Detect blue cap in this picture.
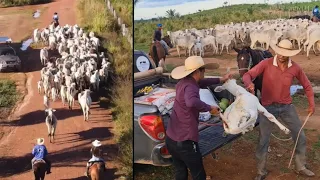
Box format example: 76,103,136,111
157,23,162,27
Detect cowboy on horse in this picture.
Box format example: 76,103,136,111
312,5,320,22
52,12,59,28
84,140,106,177
154,24,170,55
31,138,52,174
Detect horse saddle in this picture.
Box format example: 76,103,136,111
33,159,46,166
260,51,272,59
89,161,106,174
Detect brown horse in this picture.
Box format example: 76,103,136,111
312,16,319,22
89,162,105,180
33,160,47,180
149,35,173,71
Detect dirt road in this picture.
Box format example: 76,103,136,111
0,0,120,179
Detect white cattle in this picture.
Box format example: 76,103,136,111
193,42,204,57
43,95,50,109
45,108,57,143
216,32,234,54
200,35,218,55
90,70,100,92
37,80,43,94
51,87,57,102
214,79,290,135
306,29,320,59
60,85,67,106
250,29,283,50
33,29,41,43
66,83,77,110
42,77,51,97
40,47,49,66
174,35,197,58
78,89,92,121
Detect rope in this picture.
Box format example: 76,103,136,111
288,112,312,169
271,133,292,141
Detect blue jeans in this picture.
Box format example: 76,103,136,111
160,40,169,54
31,157,51,172
256,103,307,175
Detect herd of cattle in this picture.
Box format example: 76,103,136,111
32,23,111,142
167,17,320,58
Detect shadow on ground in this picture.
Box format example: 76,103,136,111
0,107,83,127
53,126,113,145
0,142,119,179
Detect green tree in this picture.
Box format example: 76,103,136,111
166,9,176,18
134,0,139,7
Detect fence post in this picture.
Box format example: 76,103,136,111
107,0,132,49
107,0,110,9
113,9,117,19
122,24,126,36
118,17,122,26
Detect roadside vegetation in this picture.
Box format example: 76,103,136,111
0,0,51,7
0,80,19,120
109,0,132,29
77,0,132,178
0,80,19,108
134,1,320,51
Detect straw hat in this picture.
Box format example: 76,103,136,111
171,56,219,80
36,138,45,145
92,140,102,147
270,39,301,57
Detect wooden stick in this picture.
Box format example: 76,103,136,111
288,112,312,168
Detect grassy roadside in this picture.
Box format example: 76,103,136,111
109,0,132,28
0,0,51,7
0,80,20,120
77,0,132,178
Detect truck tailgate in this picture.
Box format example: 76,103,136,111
198,122,240,156
198,121,259,157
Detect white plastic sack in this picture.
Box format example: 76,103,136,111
199,89,218,121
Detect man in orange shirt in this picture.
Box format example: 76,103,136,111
243,39,315,180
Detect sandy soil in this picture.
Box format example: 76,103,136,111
0,0,122,179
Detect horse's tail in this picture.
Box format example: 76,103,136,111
152,45,159,67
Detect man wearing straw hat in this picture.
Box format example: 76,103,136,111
243,39,315,180
165,56,232,180
84,139,106,177
31,138,52,174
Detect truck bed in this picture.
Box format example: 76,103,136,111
135,72,258,159
198,121,259,156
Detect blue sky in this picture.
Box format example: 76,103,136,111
134,0,313,20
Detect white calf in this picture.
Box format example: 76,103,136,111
67,83,77,110
51,87,57,102
40,47,49,66
60,85,67,106
37,80,43,94
43,95,50,109
90,70,100,92
214,79,290,135
45,108,57,143
33,29,40,43
78,89,92,121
